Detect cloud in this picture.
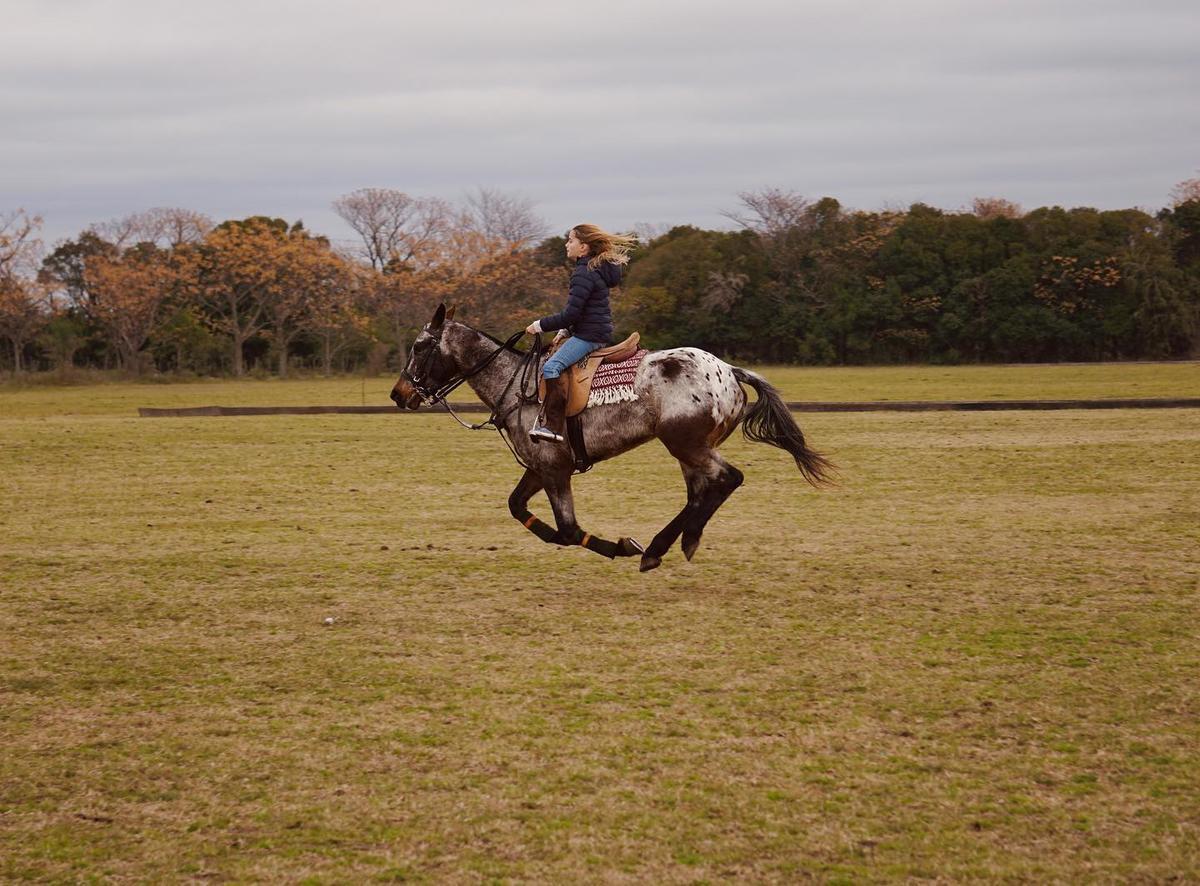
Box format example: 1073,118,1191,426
2,0,1197,245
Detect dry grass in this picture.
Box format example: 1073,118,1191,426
1,368,1198,881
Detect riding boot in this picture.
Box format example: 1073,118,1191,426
530,376,569,443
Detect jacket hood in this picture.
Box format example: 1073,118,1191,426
595,260,623,287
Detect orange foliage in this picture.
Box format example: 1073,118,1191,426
300,255,371,375
450,250,563,332
182,220,295,376
1,210,48,371
276,236,364,376
334,187,558,362
0,276,47,371
83,248,180,370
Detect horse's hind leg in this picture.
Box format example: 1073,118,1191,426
639,491,695,572
640,448,742,572
680,453,744,562
639,462,703,572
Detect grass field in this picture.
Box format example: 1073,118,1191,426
3,359,1198,418
2,364,1199,881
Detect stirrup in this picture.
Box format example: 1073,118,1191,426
529,424,564,443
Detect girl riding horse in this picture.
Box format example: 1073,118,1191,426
525,224,636,443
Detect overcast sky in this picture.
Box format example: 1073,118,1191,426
3,0,1197,249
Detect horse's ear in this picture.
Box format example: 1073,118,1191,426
445,305,457,322
430,303,446,330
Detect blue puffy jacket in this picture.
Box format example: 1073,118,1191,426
538,258,619,344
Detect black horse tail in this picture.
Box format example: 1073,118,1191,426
732,367,835,487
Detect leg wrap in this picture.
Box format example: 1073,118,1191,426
515,509,561,544
514,509,640,558
581,532,619,559
579,532,642,559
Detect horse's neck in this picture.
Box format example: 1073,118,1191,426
448,325,526,411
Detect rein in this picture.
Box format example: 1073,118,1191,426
412,329,545,469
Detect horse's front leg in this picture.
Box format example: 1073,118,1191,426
544,471,583,544
508,468,641,559
508,468,562,545
508,468,584,547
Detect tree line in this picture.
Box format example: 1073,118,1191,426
0,190,562,377
620,186,1200,363
2,181,1198,376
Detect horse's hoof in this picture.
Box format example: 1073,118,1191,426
639,553,662,572
681,538,699,561
618,537,644,557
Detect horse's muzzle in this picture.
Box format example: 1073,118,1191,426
390,377,423,411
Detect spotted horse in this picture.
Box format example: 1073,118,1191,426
392,304,834,572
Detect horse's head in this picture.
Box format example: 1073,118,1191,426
391,303,457,410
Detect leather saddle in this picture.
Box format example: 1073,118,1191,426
538,332,640,417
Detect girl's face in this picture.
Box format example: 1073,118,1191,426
565,229,589,260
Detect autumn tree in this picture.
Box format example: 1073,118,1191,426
82,244,180,372
40,231,119,308
264,232,363,377
420,192,553,331
450,250,562,333
369,265,456,368
0,277,46,371
0,210,48,371
339,188,550,366
299,251,370,375
185,217,295,376
260,232,322,377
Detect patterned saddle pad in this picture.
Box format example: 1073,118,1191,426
584,348,648,409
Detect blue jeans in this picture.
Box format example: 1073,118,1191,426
542,336,603,379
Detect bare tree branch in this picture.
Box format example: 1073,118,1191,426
465,187,546,250
90,208,213,250
0,209,44,280
332,188,451,271
723,188,812,237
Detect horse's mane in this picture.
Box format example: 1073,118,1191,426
453,321,529,354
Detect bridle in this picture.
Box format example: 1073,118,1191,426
404,326,531,406
403,325,449,403
403,325,546,467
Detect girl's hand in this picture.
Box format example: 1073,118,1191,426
525,321,541,335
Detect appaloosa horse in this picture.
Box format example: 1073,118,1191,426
392,304,832,571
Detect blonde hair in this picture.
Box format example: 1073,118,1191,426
571,223,637,269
